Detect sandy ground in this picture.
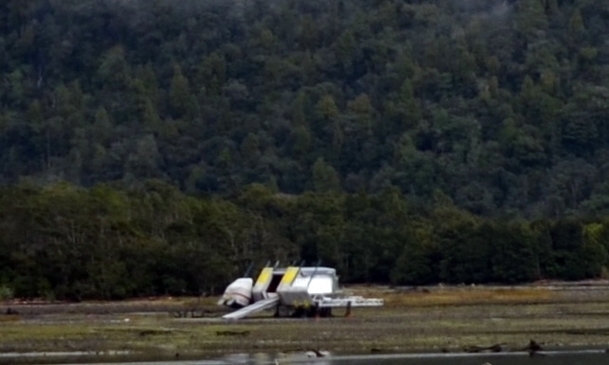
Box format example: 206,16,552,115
2,283,609,364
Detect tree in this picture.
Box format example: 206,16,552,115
169,65,195,118
312,157,341,193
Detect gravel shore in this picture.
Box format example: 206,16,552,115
2,283,609,364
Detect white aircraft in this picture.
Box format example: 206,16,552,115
218,262,384,320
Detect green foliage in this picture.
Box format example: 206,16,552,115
0,181,608,299
0,285,14,301
3,0,609,299
312,157,341,193
0,0,606,218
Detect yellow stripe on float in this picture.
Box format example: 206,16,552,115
254,267,273,287
280,266,299,286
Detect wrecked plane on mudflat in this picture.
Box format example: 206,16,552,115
218,261,384,320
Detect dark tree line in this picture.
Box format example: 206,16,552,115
0,181,607,300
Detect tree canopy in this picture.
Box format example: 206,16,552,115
1,182,609,300
2,0,609,218
3,0,609,299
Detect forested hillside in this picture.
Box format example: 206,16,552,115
2,0,609,217
3,0,609,299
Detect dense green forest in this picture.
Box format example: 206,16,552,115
2,0,609,299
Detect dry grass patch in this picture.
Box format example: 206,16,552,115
0,315,21,322
349,286,556,307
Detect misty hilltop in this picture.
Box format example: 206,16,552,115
1,0,609,219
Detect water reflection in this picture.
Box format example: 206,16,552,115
1,350,607,365
221,352,331,365
217,350,608,365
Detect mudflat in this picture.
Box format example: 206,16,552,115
2,283,609,364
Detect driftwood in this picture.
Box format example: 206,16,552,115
216,330,250,337
172,309,211,318
463,343,505,353
519,339,544,357
306,349,326,357
138,329,176,337
463,340,544,357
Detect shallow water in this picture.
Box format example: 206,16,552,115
4,350,607,365
337,352,608,365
